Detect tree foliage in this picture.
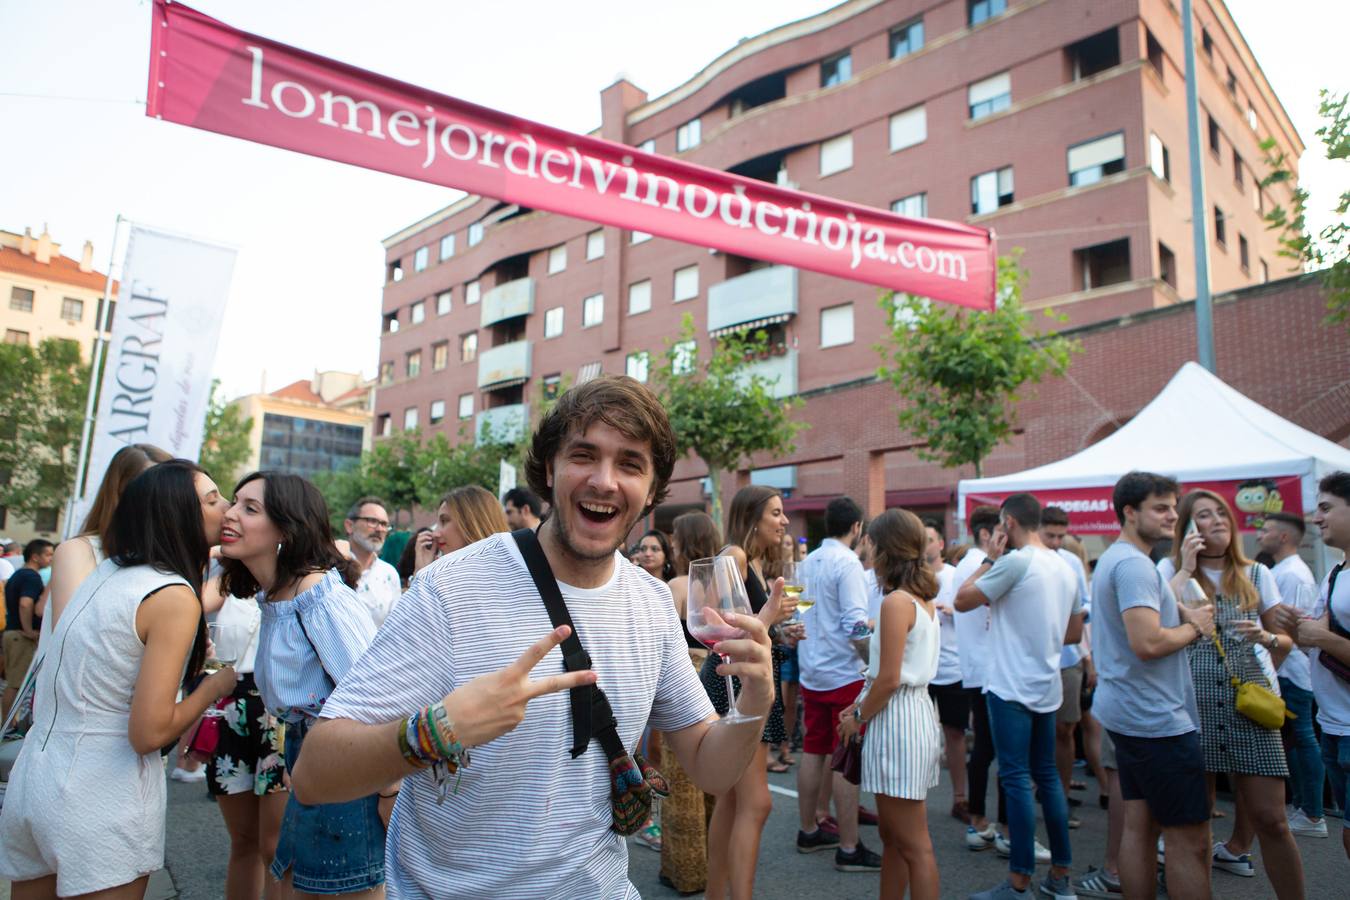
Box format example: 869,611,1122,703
0,338,90,519
650,314,806,527
1261,89,1349,327
198,379,253,487
874,255,1078,477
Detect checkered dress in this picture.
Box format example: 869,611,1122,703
1186,570,1289,778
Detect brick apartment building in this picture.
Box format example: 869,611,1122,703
374,0,1312,532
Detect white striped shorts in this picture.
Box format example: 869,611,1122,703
860,683,941,800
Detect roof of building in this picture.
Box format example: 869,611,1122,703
269,379,325,404
0,244,116,293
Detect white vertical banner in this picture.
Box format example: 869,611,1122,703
72,225,236,529
498,459,517,499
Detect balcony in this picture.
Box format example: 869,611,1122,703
479,277,535,328
477,340,532,389
476,402,529,446
737,348,797,399
707,265,798,336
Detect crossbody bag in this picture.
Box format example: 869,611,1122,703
511,528,668,835
1317,563,1350,683
1211,564,1291,730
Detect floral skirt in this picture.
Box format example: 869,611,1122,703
208,673,287,797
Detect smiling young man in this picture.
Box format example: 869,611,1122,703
293,376,774,898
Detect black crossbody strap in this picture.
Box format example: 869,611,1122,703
512,528,626,762
1327,563,1347,638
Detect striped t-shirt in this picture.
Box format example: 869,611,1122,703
321,532,714,899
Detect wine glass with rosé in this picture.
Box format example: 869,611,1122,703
687,556,763,726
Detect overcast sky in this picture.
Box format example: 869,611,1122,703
2,0,1344,401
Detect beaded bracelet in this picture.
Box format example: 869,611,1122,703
398,713,431,769
396,701,471,776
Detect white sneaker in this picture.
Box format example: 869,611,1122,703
966,823,998,851
993,831,1051,862
1156,836,1165,865
1289,809,1329,838
169,766,206,783
1211,841,1255,877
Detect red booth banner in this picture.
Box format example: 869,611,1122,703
146,0,996,310
965,474,1305,535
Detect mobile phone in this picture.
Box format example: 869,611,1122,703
1185,518,1198,539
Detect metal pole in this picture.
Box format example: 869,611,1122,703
1182,0,1216,371
63,214,123,539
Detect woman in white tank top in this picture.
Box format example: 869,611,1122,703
841,508,943,900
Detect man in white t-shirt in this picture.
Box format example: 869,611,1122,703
1258,511,1326,836
343,497,403,629
923,516,968,823
292,376,774,898
1037,506,1089,819
957,493,1082,900
1296,471,1350,861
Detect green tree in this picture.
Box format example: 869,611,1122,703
198,380,253,486
1261,89,1349,327
650,314,806,528
874,255,1078,478
0,338,90,519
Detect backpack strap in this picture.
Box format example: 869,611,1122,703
512,528,627,763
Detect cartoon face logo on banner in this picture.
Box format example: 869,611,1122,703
1233,478,1284,529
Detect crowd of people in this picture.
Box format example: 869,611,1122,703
0,373,1346,900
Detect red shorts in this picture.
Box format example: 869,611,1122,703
801,680,864,756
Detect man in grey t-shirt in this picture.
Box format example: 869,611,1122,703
1092,472,1215,900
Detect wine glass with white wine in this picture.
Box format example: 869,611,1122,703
781,560,811,621
202,622,240,718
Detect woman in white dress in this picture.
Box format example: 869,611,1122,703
0,460,238,898
841,508,942,900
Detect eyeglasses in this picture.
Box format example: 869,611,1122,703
352,516,391,531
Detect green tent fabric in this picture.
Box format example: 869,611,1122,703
381,530,412,568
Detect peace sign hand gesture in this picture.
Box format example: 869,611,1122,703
440,626,597,749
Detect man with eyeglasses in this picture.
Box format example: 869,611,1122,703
344,496,402,628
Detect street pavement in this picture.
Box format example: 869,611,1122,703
155,756,1345,898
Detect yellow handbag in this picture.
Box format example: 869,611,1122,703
1211,632,1291,730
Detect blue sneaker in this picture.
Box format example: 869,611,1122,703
1039,872,1077,899
969,880,1030,900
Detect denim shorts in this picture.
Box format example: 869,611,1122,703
779,646,799,683
270,718,386,894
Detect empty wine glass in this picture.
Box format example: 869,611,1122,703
687,556,763,726
203,622,240,718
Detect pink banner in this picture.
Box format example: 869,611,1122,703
966,475,1305,535
146,0,995,310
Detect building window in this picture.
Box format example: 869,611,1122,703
889,19,924,59
628,279,652,315
1239,234,1250,272
1074,238,1131,290
437,290,452,315
1146,29,1165,79
586,230,605,260
1207,114,1220,154
542,374,562,401
379,360,395,384
1213,206,1227,247
1226,67,1237,98
1067,132,1125,186
33,508,58,534
439,233,455,261
547,244,567,274
4,329,29,345
1232,149,1244,188
543,306,564,338
429,400,446,425
819,133,853,177
673,265,699,302
432,341,449,371
1201,28,1214,60
410,300,425,325
61,297,84,321
1067,29,1120,80
413,246,429,272
820,304,854,348
889,105,927,152
1149,133,1171,182
95,297,116,330
1260,259,1269,283
465,279,480,305
968,0,1006,27
1158,242,1177,288
891,193,928,218
467,222,484,246
1247,104,1258,132
387,259,403,282
377,413,391,437
676,118,701,152
1253,186,1264,213
583,293,604,328
406,350,422,378
9,287,34,312
630,230,652,245
577,361,602,384
458,394,474,419
625,351,650,383
403,407,418,431
820,51,852,88
968,72,1011,120
460,331,478,362
672,339,696,375
637,139,656,154
971,166,1014,214
383,312,399,334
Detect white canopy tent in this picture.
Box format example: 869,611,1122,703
958,362,1350,574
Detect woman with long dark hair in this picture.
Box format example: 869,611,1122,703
700,485,795,900
0,460,237,899
636,529,676,582
1159,490,1303,898
217,471,386,898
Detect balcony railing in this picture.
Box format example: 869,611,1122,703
707,265,798,335
477,340,532,389
737,347,797,399
480,277,535,328
476,402,529,445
